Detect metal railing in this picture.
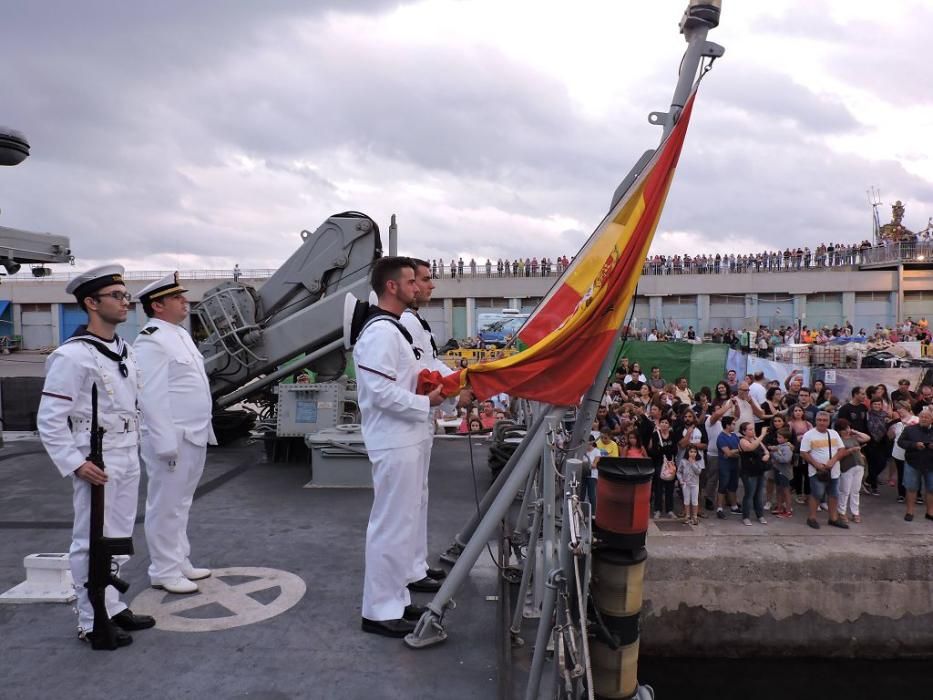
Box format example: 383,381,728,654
4,240,931,284
7,268,278,282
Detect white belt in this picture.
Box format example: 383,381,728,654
71,415,139,434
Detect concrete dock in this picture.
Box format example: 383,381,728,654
641,485,933,658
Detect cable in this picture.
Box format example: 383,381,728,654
464,423,512,573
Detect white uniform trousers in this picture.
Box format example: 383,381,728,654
70,445,141,633
143,439,207,581
362,439,430,621
408,438,433,583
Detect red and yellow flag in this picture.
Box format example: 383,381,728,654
441,90,699,405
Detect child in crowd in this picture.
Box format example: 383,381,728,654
769,428,795,518
596,429,620,459
623,431,648,458
677,445,705,525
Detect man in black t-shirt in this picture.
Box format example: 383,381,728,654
835,386,868,433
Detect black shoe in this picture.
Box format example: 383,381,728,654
361,617,416,638
806,518,820,529
828,519,849,529
407,576,442,593
80,627,133,649
918,497,925,505
905,513,914,522
111,609,156,631
925,514,933,522
897,496,905,504
425,567,447,580
716,509,726,520
403,604,427,621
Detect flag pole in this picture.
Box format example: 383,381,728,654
567,1,724,455
405,2,725,659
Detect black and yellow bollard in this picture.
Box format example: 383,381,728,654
589,457,654,700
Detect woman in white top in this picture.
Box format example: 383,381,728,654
889,401,920,504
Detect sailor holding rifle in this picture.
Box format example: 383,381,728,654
134,272,216,594
37,265,155,646
354,256,446,637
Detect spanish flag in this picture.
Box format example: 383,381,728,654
443,89,699,405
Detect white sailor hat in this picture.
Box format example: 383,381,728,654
65,264,126,301
137,271,188,303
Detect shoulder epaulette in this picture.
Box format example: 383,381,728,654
139,327,159,336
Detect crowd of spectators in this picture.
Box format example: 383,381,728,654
426,235,933,279
430,256,570,279
625,317,932,351
585,357,933,528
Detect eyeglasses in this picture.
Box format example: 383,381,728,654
92,291,132,302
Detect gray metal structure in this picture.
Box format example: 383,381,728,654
0,126,73,276
405,2,725,698
274,382,345,437
196,212,383,407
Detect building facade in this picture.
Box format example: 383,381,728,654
1,258,931,350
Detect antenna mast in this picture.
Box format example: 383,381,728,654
867,186,882,244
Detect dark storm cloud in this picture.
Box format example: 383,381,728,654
0,1,930,270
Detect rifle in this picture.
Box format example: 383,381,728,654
85,383,135,650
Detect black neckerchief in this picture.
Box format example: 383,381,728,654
68,325,129,377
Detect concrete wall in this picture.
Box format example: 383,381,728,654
640,537,933,658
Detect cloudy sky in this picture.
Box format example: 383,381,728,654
2,0,931,273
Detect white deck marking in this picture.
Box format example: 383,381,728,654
129,566,306,632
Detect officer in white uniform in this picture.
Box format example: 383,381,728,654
37,265,155,646
134,272,216,594
354,257,444,638
400,258,466,590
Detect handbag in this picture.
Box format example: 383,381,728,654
656,428,677,481
816,434,834,482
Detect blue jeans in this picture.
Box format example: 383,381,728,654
809,474,839,501
903,462,933,493
741,473,764,519
718,459,738,494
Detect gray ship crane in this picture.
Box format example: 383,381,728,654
197,211,393,410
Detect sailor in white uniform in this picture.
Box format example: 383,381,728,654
37,265,155,646
400,258,469,591
354,257,445,638
134,272,216,594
